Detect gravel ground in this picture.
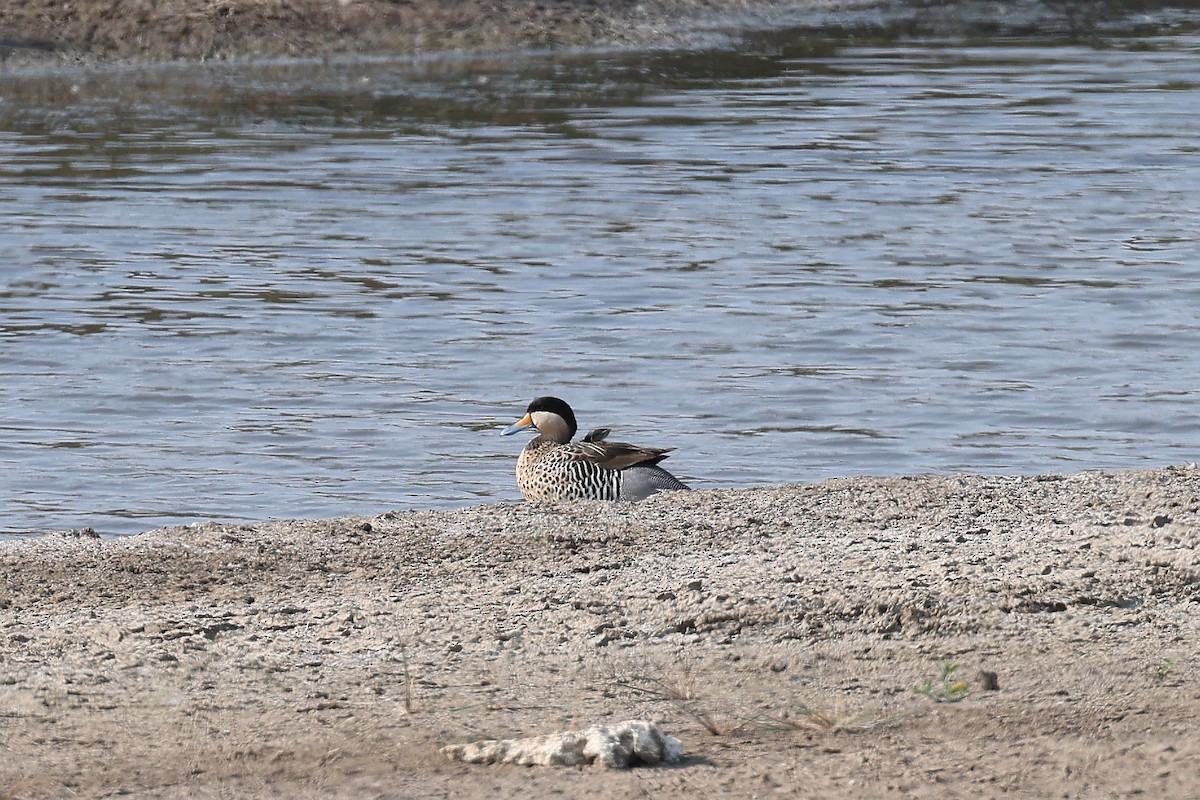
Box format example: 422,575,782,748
3,466,1198,798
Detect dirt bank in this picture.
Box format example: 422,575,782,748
0,0,854,64
2,466,1198,798
0,0,1173,66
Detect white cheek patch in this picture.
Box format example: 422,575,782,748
531,411,566,434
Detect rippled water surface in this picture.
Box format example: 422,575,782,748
3,18,1199,536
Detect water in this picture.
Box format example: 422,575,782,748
2,16,1199,537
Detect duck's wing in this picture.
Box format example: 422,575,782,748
568,438,674,470
582,428,611,443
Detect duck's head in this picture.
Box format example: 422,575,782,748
500,396,578,443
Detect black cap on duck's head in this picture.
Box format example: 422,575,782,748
500,396,578,443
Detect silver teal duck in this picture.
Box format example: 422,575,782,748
500,396,690,501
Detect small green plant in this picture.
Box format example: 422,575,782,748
916,661,971,703
1154,658,1179,681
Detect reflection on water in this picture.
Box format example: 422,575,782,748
2,13,1199,537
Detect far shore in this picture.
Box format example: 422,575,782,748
0,0,1150,68
0,0,863,66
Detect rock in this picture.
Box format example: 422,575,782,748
54,527,100,539
441,719,683,769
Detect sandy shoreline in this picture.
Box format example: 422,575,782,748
3,466,1198,798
